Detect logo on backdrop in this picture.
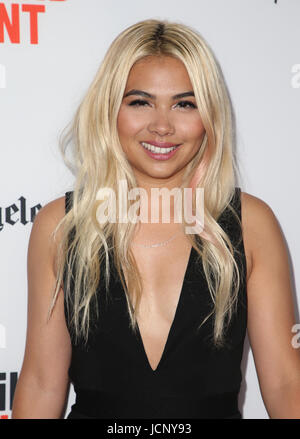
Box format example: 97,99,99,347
0,196,42,232
0,0,67,45
0,372,18,418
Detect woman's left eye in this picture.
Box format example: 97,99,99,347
176,101,197,109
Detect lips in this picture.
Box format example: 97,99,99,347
140,141,182,160
141,141,180,148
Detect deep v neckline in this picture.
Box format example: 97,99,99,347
119,244,195,374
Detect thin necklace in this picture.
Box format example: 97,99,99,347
132,231,181,248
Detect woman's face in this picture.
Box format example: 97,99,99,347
117,55,205,186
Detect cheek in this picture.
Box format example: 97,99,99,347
193,124,206,143
177,118,205,144
117,108,144,140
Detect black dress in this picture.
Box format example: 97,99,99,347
64,187,247,419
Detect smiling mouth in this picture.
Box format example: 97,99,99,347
140,142,181,154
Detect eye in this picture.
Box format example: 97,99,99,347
128,99,150,107
176,100,197,109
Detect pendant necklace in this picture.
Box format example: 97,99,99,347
131,231,181,248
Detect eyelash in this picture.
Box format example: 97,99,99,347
128,99,197,109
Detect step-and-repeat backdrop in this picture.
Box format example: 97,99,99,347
1,0,299,419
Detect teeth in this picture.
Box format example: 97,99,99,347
141,142,178,154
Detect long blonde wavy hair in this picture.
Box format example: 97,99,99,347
49,19,244,348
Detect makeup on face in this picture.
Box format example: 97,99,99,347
117,56,205,183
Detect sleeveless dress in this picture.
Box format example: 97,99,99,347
64,187,247,419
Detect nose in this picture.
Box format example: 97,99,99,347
147,108,175,136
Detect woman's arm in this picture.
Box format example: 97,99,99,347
11,197,72,419
241,192,300,418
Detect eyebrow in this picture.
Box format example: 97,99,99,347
123,89,195,100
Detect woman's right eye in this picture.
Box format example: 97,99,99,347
128,99,149,107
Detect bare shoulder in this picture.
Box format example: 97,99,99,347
240,190,285,280
29,196,67,275
240,191,278,234
32,196,66,231
240,191,281,238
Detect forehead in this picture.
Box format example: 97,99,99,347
124,56,193,93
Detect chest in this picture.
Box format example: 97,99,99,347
118,227,249,372
120,237,193,371
129,237,192,317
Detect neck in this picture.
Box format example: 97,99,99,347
133,173,184,224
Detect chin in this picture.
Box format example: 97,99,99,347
142,167,182,181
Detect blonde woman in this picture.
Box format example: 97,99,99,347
12,19,300,419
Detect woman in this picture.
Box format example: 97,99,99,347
12,19,300,419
